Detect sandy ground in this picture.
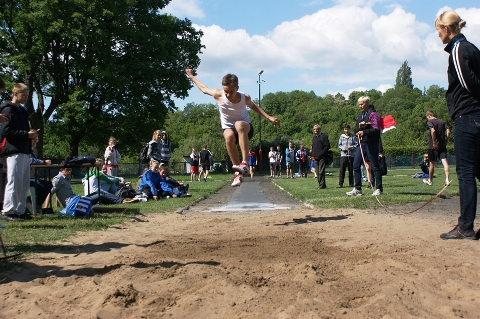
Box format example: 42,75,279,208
1,180,480,319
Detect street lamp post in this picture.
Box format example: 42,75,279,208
257,70,265,174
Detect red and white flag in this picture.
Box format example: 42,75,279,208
381,115,396,133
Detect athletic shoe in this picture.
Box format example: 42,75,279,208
134,195,148,202
423,179,432,186
445,178,451,186
204,177,207,182
231,172,243,187
372,189,382,196
232,162,249,174
346,188,362,196
440,226,475,240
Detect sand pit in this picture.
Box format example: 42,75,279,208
1,180,480,318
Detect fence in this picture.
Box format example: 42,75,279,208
108,154,456,178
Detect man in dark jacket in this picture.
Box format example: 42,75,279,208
1,83,38,221
311,124,330,189
347,96,383,197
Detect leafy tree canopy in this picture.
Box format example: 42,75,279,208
0,0,203,157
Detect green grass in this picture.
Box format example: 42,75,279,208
272,168,458,209
0,169,457,269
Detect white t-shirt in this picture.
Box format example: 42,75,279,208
217,91,251,129
269,151,276,163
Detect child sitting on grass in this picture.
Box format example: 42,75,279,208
138,160,190,200
158,165,190,198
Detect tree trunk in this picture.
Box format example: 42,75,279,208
69,138,80,158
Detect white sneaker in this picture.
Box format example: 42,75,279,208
346,188,362,196
134,195,148,202
232,162,249,174
372,189,382,196
423,179,432,186
231,172,243,187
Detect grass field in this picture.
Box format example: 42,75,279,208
0,168,456,269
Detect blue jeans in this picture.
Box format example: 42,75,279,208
353,142,382,191
454,111,480,230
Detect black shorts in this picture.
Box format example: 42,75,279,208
202,164,210,171
224,123,254,144
428,148,447,162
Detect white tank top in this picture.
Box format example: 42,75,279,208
217,91,251,129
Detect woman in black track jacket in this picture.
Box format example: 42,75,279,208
436,10,480,240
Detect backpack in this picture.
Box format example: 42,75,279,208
60,195,93,217
325,150,334,165
115,185,138,198
139,143,149,163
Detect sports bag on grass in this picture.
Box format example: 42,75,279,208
115,185,138,199
60,196,93,217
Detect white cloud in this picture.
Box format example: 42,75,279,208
189,5,480,96
196,5,431,81
377,84,393,93
162,0,205,19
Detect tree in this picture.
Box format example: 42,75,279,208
395,60,413,89
425,85,446,98
0,0,203,157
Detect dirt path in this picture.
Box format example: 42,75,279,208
1,180,480,319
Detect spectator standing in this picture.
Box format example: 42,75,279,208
311,124,331,189
185,69,279,187
104,136,121,176
199,144,213,182
147,130,162,163
296,143,308,178
337,124,357,188
247,148,257,180
159,131,171,166
190,148,199,182
435,11,480,239
0,78,5,225
268,146,276,178
1,83,38,221
347,96,383,196
285,141,296,179
275,145,283,177
424,110,451,186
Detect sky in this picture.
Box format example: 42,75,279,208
163,0,480,108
